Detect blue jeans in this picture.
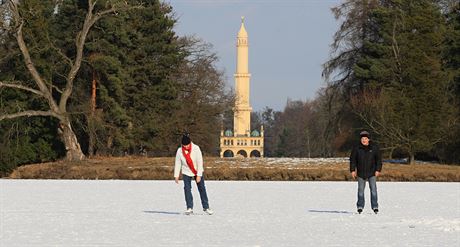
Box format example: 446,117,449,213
357,176,378,209
183,175,209,210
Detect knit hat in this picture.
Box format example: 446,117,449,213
360,130,370,138
181,133,191,145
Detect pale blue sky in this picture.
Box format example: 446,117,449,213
167,0,341,111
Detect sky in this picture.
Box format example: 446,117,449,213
167,0,342,111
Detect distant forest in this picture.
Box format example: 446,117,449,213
0,0,459,173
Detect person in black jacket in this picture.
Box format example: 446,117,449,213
350,130,382,214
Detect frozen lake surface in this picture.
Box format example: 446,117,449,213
1,180,459,246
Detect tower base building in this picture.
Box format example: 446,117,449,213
220,128,264,158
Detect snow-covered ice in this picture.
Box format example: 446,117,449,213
1,180,459,246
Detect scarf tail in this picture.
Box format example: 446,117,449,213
182,146,197,176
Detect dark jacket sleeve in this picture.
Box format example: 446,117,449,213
350,146,357,172
374,144,382,172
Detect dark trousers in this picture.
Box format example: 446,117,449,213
183,174,209,210
357,176,378,209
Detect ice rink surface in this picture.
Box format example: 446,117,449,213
1,180,459,246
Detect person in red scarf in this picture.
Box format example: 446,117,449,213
174,133,213,215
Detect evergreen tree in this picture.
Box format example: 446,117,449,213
323,0,380,93
322,0,380,157
117,1,185,155
437,1,460,163
352,0,456,164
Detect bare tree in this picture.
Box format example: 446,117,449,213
0,0,140,161
172,37,234,155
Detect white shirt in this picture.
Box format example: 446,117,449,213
174,142,204,177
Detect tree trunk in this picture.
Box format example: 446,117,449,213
87,70,97,157
59,120,85,161
408,152,415,165
389,147,395,159
87,118,95,157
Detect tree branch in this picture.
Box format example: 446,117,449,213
0,110,63,121
8,0,59,112
49,82,64,94
0,81,46,97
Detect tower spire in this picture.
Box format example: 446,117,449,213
238,17,248,38
234,17,251,136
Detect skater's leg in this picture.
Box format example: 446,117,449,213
196,175,209,209
357,177,366,209
183,175,193,209
368,176,378,210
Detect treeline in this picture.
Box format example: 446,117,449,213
252,95,352,159
255,0,459,164
0,0,232,174
0,0,459,175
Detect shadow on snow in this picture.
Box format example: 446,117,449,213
143,209,354,215
308,209,354,214
143,210,181,215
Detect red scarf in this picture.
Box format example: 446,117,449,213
182,144,197,175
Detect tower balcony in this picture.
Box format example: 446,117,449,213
234,73,251,78
233,106,252,111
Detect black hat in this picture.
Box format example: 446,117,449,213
181,133,191,145
360,130,370,138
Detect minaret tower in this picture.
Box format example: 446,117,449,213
220,17,264,158
234,16,252,137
